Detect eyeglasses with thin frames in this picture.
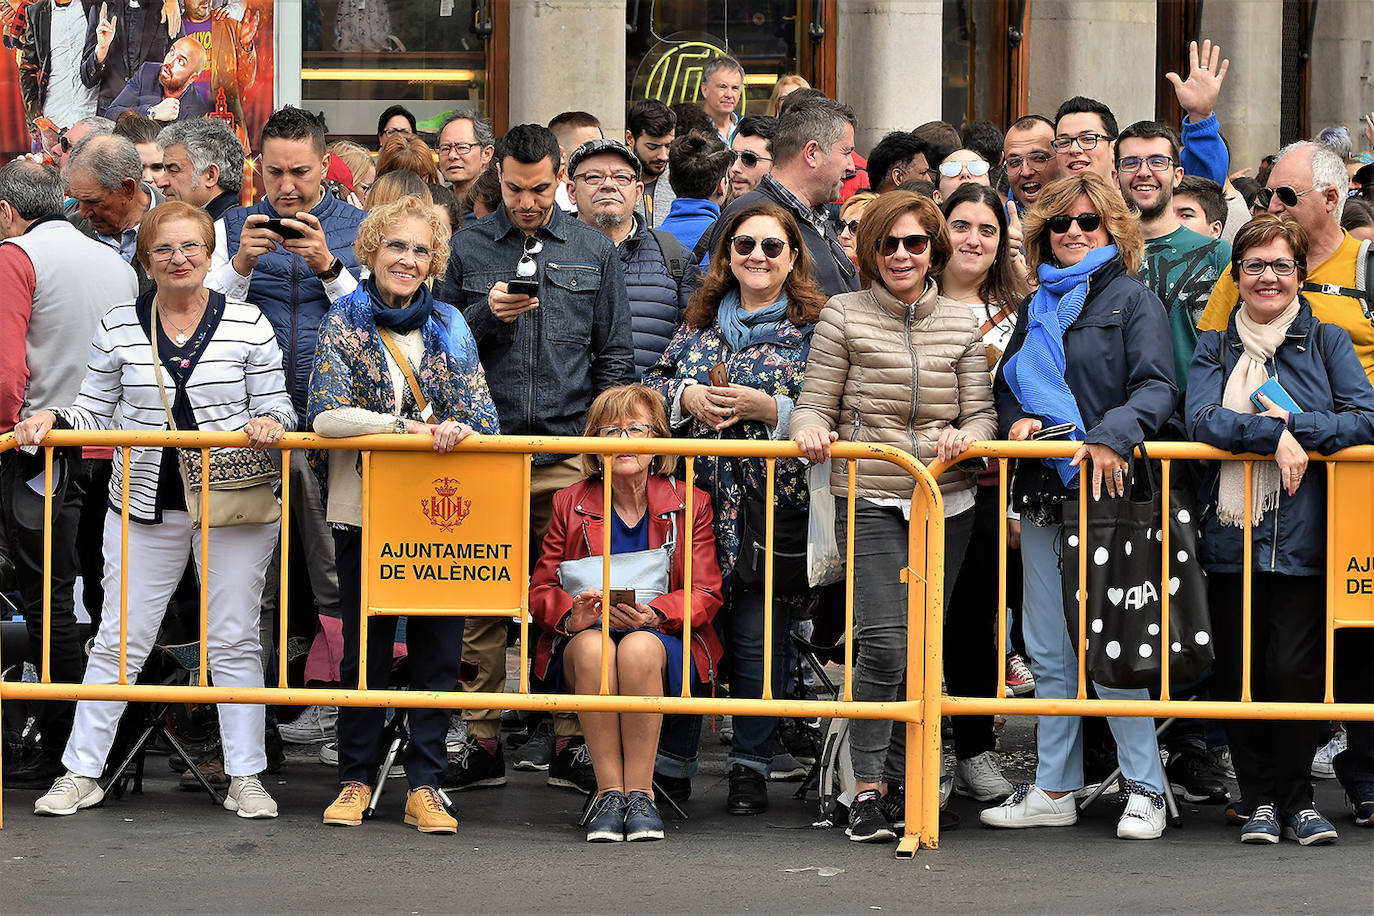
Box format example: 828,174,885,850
150,241,206,262
573,172,637,188
438,142,480,156
1116,155,1174,173
596,424,654,438
1050,132,1114,153
382,238,434,261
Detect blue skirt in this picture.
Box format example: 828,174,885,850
548,627,698,699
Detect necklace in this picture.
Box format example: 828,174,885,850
158,294,207,346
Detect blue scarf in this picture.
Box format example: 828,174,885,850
717,288,793,352
366,276,435,333
1004,246,1118,488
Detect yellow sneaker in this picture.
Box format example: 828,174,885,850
323,781,372,826
404,786,457,834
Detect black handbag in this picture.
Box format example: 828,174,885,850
1059,447,1213,689
735,495,809,593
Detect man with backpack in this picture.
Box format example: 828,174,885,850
567,138,702,376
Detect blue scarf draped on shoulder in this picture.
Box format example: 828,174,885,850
716,288,811,352
1003,245,1117,488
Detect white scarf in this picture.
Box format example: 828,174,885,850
1216,296,1302,527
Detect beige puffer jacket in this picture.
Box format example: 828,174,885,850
792,279,997,501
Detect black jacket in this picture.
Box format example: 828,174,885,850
16,0,97,121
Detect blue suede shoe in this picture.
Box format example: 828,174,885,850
585,791,627,843
1240,803,1280,844
1283,808,1338,846
624,790,665,842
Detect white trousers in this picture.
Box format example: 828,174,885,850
64,510,276,778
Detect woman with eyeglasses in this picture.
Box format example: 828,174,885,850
935,149,992,204
1186,214,1374,846
308,195,499,834
792,191,998,842
643,201,827,817
835,191,876,265
19,201,295,821
983,172,1177,840
529,385,724,842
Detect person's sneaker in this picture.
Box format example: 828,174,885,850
1345,782,1374,827
404,786,457,834
1116,783,1166,840
224,775,279,819
767,751,807,781
7,752,67,789
954,751,1014,802
1283,808,1338,846
1311,730,1346,779
278,705,337,744
1166,748,1231,804
33,772,104,816
443,736,507,791
585,790,627,842
624,790,665,842
979,785,1078,829
323,781,372,826
846,789,896,843
655,773,692,804
726,763,768,815
777,717,821,765
180,753,230,791
1005,653,1036,696
547,737,596,793
512,719,555,771
1240,803,1281,844
1209,746,1237,779
445,717,468,753
880,785,906,830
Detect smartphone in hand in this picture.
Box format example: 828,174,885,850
259,218,306,241
708,363,729,387
1031,422,1078,440
606,588,637,608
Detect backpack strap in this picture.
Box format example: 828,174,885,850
649,227,689,285
691,219,717,263
1301,238,1374,325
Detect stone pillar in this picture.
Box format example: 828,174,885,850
1027,1,1156,127
1198,0,1284,175
836,0,942,152
508,0,626,138
1309,0,1374,156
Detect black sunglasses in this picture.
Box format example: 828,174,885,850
1255,185,1317,209
1046,212,1102,234
731,149,772,169
836,219,860,235
880,234,930,257
730,235,787,259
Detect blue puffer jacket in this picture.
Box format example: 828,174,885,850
619,216,701,377
223,193,363,414
1186,299,1374,575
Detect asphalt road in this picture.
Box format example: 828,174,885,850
2,715,1369,914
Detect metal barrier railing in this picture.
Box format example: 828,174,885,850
0,430,946,852
924,441,1374,847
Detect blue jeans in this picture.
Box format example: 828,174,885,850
1021,520,1165,794
727,585,790,775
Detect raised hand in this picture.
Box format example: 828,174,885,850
160,0,180,38
95,3,117,64
1165,39,1230,122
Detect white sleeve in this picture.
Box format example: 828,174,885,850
207,218,252,300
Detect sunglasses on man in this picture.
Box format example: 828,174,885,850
731,149,772,170
1255,185,1319,209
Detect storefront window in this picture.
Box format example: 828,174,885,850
302,0,491,146
627,1,802,112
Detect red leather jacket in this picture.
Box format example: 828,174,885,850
530,474,725,685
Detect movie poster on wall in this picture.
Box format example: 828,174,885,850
1,0,275,200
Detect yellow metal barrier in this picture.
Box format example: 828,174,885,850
0,429,946,852
924,440,1374,847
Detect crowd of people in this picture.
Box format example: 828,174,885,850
2,40,1374,850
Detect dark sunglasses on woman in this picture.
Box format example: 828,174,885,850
880,234,930,256
835,219,861,236
1047,212,1102,234
730,235,787,258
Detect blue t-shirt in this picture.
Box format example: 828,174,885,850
610,509,650,555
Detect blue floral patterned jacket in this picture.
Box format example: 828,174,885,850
643,316,812,578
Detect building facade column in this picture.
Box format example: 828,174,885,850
1309,0,1374,156
836,0,942,152
1197,0,1284,176
1026,1,1155,128
508,0,627,138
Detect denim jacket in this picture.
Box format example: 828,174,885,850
435,205,635,463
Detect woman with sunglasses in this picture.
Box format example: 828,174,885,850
1186,214,1374,846
983,172,1177,840
792,191,998,842
835,191,876,265
308,195,499,834
644,201,827,817
935,149,992,205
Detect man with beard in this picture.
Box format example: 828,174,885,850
1116,120,1231,388
1002,115,1060,214
626,100,675,228
105,35,209,122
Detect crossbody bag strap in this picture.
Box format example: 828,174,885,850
980,301,1016,337
149,298,178,432
378,329,435,421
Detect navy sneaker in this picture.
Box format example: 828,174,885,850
623,790,665,842
1283,808,1338,846
1240,803,1280,844
585,790,627,842
1346,782,1374,828
548,738,596,793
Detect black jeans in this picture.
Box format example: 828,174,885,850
1335,627,1374,790
334,528,464,789
1209,571,1324,816
74,458,111,629
1,448,86,760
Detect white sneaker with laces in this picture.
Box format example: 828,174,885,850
34,772,104,816
445,717,468,752
278,705,337,744
955,751,1014,802
979,785,1078,828
1117,786,1167,840
224,775,279,819
1311,730,1346,779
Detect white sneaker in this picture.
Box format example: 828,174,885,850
1311,730,1346,779
1117,786,1167,840
445,717,468,752
34,772,104,816
955,751,1014,802
224,775,279,819
979,785,1078,828
278,705,337,744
